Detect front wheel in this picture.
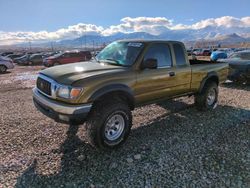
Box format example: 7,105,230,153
0,65,7,73
195,82,218,111
85,100,132,149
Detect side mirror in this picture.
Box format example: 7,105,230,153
141,58,157,69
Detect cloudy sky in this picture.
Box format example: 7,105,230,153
0,0,250,44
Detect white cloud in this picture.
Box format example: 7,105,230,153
1,16,250,45
102,17,173,35
0,23,103,45
173,16,250,30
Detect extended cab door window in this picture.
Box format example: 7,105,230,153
172,43,192,94
144,43,172,68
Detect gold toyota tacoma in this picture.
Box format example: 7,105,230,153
33,40,228,149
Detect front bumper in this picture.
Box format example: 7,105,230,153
33,88,92,124
7,62,14,69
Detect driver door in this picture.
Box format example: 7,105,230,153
135,43,178,104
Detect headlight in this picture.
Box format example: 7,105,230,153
57,85,82,99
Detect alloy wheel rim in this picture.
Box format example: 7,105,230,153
207,88,216,106
104,114,125,141
0,66,6,72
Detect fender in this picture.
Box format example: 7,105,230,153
198,71,219,93
89,84,135,108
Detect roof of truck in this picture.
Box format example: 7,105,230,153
116,39,184,44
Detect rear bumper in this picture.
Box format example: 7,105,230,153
33,88,92,124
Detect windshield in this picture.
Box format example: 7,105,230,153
229,53,241,59
96,41,144,66
51,52,63,58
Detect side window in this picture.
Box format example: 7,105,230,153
68,53,74,58
76,53,81,57
173,43,186,66
144,43,172,68
71,53,77,57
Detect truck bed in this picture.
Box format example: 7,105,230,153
189,59,228,92
189,59,220,65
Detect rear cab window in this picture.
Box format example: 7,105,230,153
173,43,187,66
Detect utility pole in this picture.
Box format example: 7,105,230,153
80,36,83,49
84,35,87,50
51,41,54,51
92,40,95,53
29,40,32,52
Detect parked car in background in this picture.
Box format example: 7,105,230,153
43,50,92,67
0,52,13,56
187,49,193,56
0,56,14,73
14,54,31,65
6,54,24,60
192,48,202,56
210,51,228,61
200,49,211,56
221,50,250,83
28,54,43,65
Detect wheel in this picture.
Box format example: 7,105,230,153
246,78,250,85
0,65,7,73
85,99,132,149
195,82,218,111
54,62,60,66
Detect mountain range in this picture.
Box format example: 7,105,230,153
15,26,250,48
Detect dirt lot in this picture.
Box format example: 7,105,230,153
0,65,250,187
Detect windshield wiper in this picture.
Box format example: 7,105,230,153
91,55,100,63
106,58,120,64
102,58,123,66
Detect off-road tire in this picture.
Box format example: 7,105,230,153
195,82,218,111
85,99,132,149
0,65,7,73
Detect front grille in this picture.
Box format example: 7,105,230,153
37,77,51,96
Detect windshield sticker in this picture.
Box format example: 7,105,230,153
128,42,143,47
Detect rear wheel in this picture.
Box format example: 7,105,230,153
85,99,132,149
195,82,218,111
0,65,7,73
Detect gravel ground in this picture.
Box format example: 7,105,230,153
0,66,250,187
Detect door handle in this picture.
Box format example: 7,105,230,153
169,71,175,77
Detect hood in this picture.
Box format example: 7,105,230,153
40,61,127,85
0,56,12,61
222,58,250,69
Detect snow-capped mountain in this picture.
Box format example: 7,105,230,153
13,27,250,48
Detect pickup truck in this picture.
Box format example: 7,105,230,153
33,40,228,149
